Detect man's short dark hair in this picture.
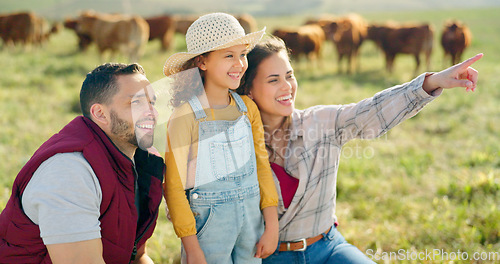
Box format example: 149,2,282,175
80,63,145,118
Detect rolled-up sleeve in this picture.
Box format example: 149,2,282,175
296,73,440,146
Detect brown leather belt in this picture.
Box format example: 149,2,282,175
278,227,331,251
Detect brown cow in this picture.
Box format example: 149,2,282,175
64,17,92,51
272,24,325,62
33,16,61,46
367,22,433,73
320,14,367,73
76,11,150,62
305,16,337,42
0,11,37,47
441,20,471,65
145,15,176,51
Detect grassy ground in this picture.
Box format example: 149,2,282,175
1,8,499,263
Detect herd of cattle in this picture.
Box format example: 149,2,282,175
0,10,472,73
278,13,471,73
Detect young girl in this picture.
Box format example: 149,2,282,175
162,13,279,263
237,36,482,263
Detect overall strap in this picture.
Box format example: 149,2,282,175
230,91,248,113
187,96,207,121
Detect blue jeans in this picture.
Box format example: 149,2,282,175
263,225,376,264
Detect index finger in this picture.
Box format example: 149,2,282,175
457,53,483,69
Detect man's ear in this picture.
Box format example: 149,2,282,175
89,103,109,126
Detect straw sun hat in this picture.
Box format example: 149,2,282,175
163,12,266,76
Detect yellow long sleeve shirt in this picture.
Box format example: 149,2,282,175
164,94,278,238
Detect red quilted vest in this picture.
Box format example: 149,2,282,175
0,116,164,264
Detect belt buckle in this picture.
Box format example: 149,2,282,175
290,238,307,251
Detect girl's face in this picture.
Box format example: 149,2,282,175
249,50,297,119
199,44,249,91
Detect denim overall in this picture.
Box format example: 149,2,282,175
185,91,264,264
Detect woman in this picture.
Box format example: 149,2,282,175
237,36,481,263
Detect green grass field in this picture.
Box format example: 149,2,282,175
1,8,499,263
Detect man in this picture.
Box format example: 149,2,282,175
0,63,164,264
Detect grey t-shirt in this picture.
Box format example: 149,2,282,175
22,152,102,245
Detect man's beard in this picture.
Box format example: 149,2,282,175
110,110,153,150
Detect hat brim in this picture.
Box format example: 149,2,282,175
163,27,266,76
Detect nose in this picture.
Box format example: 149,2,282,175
147,104,158,119
153,106,159,118
142,87,158,119
234,56,246,68
281,78,293,92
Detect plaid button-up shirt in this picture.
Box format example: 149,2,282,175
275,73,441,241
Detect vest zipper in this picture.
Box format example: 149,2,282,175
130,209,158,262
131,165,140,262
129,165,159,262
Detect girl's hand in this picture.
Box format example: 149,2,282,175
423,53,483,94
255,206,279,259
181,235,207,264
254,225,279,259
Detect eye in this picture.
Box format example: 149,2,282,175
131,99,140,105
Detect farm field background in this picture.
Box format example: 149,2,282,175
1,6,499,264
